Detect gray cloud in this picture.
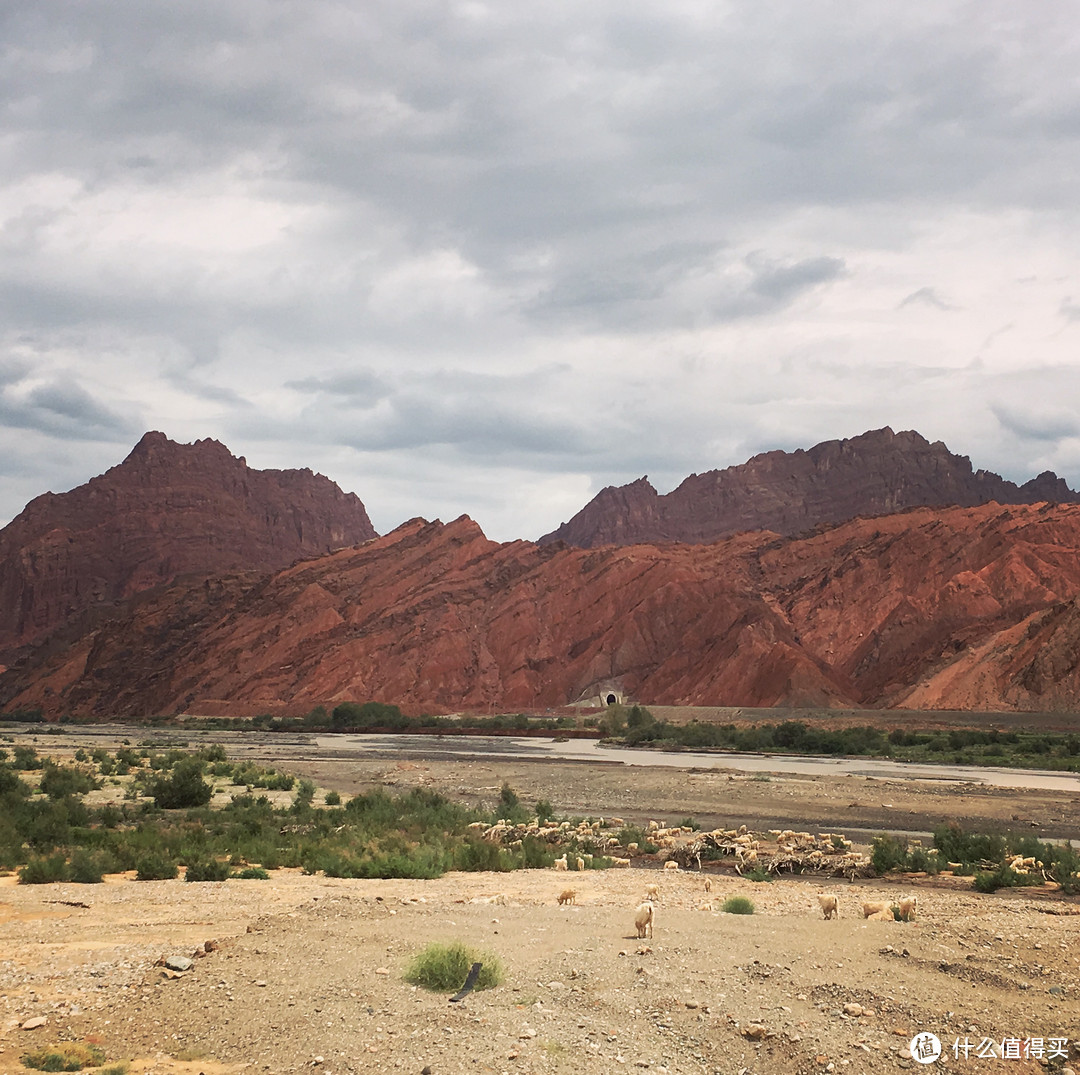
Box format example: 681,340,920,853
1,2,1080,538
0,379,134,440
899,287,956,311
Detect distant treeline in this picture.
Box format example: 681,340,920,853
604,707,1080,772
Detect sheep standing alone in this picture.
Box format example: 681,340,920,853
817,893,839,920
703,878,712,893
643,883,660,901
635,901,655,939
553,856,569,871
557,888,577,906
575,856,585,872
897,896,918,922
663,860,679,872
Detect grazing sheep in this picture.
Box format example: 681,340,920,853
634,901,655,939
557,888,577,906
862,900,890,919
575,856,585,872
643,883,660,901
817,893,839,920
553,855,569,871
867,908,894,921
663,860,680,872
703,878,712,893
611,856,631,867
897,896,918,922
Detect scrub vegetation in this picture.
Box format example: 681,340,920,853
0,745,564,882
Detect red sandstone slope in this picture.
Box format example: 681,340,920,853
539,427,1079,547
6,503,1080,717
0,432,377,658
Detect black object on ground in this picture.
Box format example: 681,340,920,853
449,962,483,1003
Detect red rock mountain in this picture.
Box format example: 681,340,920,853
539,427,1080,547
0,432,376,659
6,502,1080,718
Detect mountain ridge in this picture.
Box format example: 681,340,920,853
539,427,1080,547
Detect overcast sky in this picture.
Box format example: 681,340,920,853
2,1,1080,541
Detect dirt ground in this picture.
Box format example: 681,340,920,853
2,734,1080,1075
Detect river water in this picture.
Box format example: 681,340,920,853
315,734,1080,794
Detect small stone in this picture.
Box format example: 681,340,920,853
254,980,267,987
1049,985,1064,995
843,1003,863,1017
21,1017,47,1030
899,1049,912,1060
164,955,194,972
375,967,390,976
520,1029,537,1040
743,1024,767,1040
685,1000,699,1009
312,1058,324,1066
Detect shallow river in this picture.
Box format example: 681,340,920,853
315,734,1080,793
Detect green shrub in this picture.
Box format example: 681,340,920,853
973,863,1041,893
134,852,178,881
324,790,341,806
68,850,105,884
39,763,98,799
870,834,910,874
234,866,270,879
721,895,755,915
21,1041,106,1071
18,854,69,884
184,858,230,882
404,941,504,992
742,866,773,883
149,758,212,809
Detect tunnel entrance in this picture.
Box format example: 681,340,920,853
606,693,617,705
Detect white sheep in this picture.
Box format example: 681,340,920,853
643,883,660,901
634,900,655,938
663,860,680,872
553,855,569,871
575,856,585,872
611,856,631,867
897,896,918,922
703,878,712,893
862,900,890,919
816,893,839,920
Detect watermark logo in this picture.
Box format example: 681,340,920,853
910,1032,943,1065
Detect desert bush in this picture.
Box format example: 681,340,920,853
404,941,504,993
742,866,773,883
324,790,341,806
18,853,69,884
39,763,98,799
21,1041,106,1071
67,849,105,884
149,758,212,809
721,895,755,915
973,863,1041,893
870,834,910,874
184,857,230,882
234,866,270,879
12,745,42,770
134,852,178,881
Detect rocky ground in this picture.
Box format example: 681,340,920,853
1,735,1079,1074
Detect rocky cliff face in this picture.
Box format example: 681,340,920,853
0,432,377,657
539,427,1080,547
7,502,1080,717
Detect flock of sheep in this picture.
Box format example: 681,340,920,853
551,874,919,939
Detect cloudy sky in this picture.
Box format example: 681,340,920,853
2,1,1080,541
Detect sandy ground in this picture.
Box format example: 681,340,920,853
1,733,1079,1074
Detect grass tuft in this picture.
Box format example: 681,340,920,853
721,895,755,915
21,1041,106,1071
404,941,504,993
